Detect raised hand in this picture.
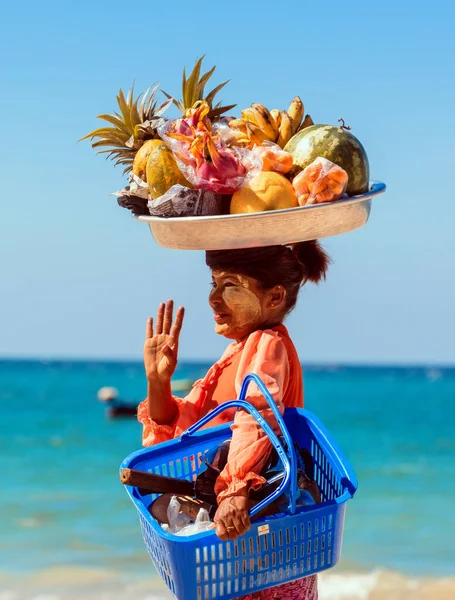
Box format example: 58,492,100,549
144,300,185,383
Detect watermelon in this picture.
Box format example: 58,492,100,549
285,124,370,196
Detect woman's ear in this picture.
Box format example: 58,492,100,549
268,285,286,309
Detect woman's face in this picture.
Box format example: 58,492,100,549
209,270,283,341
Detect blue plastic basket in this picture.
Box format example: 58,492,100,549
121,374,358,600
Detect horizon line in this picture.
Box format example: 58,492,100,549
0,355,454,369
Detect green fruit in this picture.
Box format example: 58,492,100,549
285,124,370,196
146,141,192,199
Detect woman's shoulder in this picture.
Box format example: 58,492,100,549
243,325,293,356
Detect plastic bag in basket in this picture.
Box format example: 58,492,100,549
162,496,214,536
293,157,348,206
158,102,261,195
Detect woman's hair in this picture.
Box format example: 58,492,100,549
205,241,331,315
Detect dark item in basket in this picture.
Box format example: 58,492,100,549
121,439,321,510
117,194,149,215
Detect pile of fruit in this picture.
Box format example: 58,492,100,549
82,57,370,218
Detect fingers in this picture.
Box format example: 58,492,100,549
170,306,185,342
162,343,174,356
215,514,250,541
153,300,182,337
215,519,247,541
215,521,229,541
162,299,174,335
145,317,153,339
155,302,165,335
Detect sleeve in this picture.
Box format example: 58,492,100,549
214,330,290,503
137,384,203,447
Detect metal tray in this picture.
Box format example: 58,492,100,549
135,181,386,250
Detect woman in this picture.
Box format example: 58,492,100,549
138,242,330,600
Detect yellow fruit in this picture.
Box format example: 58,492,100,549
146,141,192,199
132,139,160,182
230,171,298,214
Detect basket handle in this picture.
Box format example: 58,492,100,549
180,373,298,515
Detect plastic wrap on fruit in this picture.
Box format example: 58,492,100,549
292,157,348,206
158,102,261,195
252,141,293,174
147,184,223,218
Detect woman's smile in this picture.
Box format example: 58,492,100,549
213,311,230,323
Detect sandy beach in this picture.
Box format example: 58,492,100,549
1,566,455,600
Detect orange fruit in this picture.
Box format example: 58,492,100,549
230,171,298,214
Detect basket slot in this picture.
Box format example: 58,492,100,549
241,539,246,556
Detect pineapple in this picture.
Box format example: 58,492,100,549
163,56,236,121
80,84,172,174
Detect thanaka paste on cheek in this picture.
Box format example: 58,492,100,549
211,273,263,337
215,286,262,338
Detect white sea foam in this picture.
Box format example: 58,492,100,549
319,571,381,599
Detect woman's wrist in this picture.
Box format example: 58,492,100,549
146,378,177,425
146,372,171,388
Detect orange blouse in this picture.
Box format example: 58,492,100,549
137,324,303,504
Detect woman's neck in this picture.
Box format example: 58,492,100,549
235,320,284,343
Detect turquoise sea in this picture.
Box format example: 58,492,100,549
1,359,454,598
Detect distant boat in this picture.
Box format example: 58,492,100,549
97,380,194,419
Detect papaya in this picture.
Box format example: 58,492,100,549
285,124,369,196
132,139,158,182
292,157,349,206
145,141,193,199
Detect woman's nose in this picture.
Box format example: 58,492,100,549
209,288,222,307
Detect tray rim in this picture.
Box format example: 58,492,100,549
134,180,386,224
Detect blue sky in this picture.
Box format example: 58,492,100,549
1,0,454,364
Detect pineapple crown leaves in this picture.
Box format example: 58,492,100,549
79,83,173,173
162,55,236,120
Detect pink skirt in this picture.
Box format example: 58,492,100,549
236,575,318,600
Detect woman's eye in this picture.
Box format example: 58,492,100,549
225,282,235,287
210,282,216,288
